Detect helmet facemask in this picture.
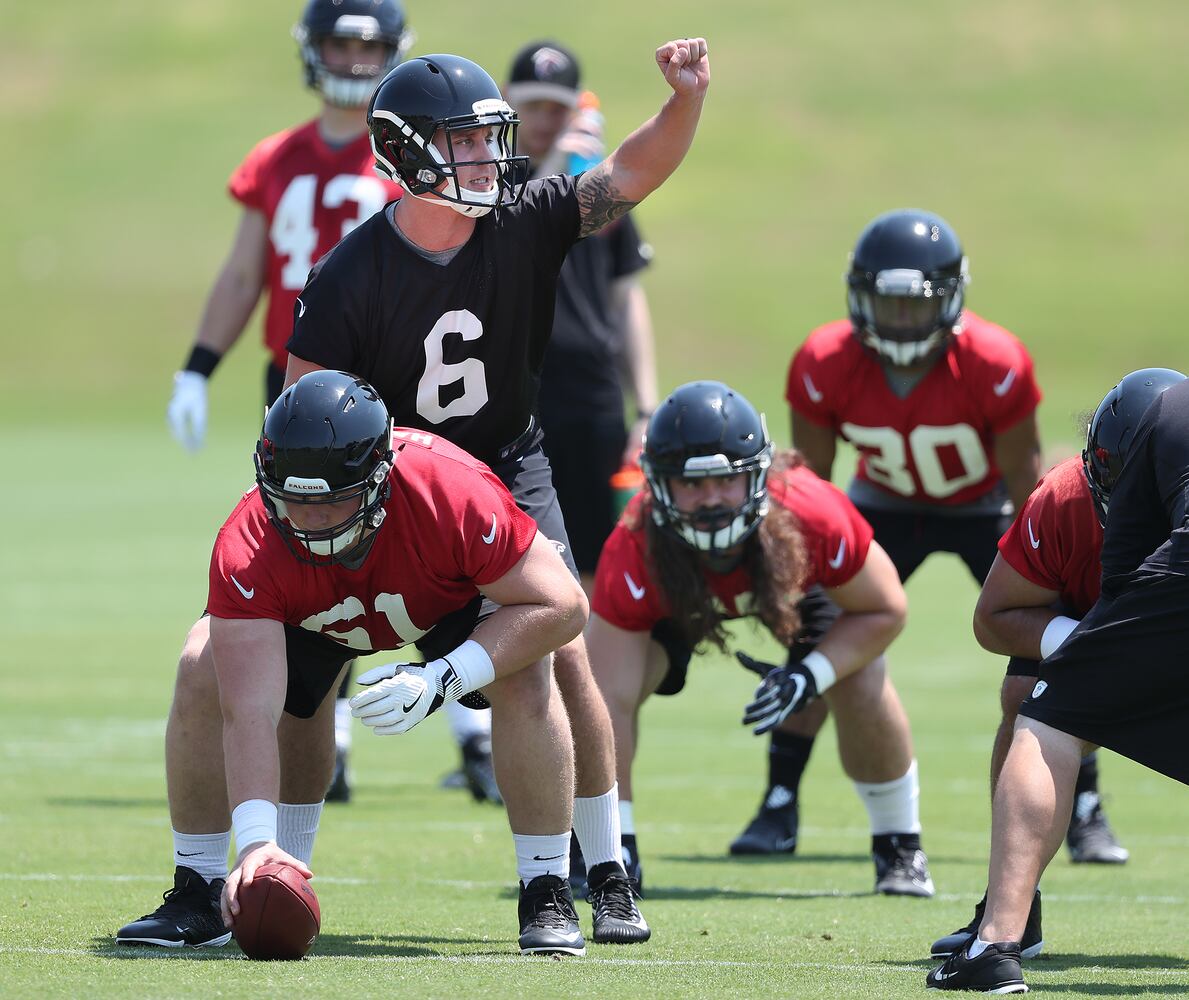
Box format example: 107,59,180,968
255,444,393,566
370,102,528,218
643,439,773,555
294,20,413,109
848,260,968,367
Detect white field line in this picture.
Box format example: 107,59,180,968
2,946,1189,979
2,872,1188,906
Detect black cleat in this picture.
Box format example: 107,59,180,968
518,874,586,956
326,747,351,803
461,734,503,805
1066,792,1129,863
587,861,650,944
931,890,1043,960
926,939,1028,993
620,833,644,895
116,866,231,948
729,785,799,855
568,832,589,901
873,833,935,897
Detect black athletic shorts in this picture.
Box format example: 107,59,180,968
653,586,843,696
1005,656,1041,678
489,429,580,581
857,505,1011,584
539,415,628,574
266,361,286,407
1019,574,1189,786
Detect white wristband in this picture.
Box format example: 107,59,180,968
231,798,278,852
1040,615,1079,660
801,650,837,694
433,639,496,702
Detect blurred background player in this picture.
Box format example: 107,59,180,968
930,367,1185,963
283,40,712,940
587,381,935,897
503,40,659,597
928,373,1189,993
743,209,1043,860
162,1,502,806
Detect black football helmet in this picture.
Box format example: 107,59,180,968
846,208,970,367
293,0,413,109
1082,367,1186,525
254,371,394,565
368,54,529,218
641,381,773,553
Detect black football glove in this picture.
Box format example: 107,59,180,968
735,650,782,678
742,659,819,735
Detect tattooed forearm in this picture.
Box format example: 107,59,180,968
577,163,640,238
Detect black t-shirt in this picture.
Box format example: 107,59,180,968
1100,379,1189,594
287,175,581,465
538,214,651,421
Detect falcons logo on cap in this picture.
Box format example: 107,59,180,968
532,47,570,77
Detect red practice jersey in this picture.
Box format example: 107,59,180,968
997,456,1103,616
228,120,401,369
206,429,536,652
786,311,1041,506
592,465,873,633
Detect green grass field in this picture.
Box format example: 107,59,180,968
4,1,1189,997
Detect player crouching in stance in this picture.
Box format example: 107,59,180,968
586,381,936,897
929,368,1184,968
117,371,594,956
926,368,1187,992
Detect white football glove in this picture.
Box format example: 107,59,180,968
167,370,208,452
349,663,438,736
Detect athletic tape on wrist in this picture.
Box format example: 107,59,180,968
1040,615,1079,660
434,640,495,703
801,650,836,693
231,798,278,851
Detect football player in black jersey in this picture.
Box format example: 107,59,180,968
928,377,1189,993
285,39,709,948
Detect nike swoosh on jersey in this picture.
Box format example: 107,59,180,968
296,297,306,318
993,368,1017,396
481,513,497,545
230,575,254,600
624,571,646,600
1027,517,1040,549
828,538,847,569
802,373,825,404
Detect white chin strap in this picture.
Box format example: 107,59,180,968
398,181,495,218
302,520,364,556
866,328,948,366
676,512,752,552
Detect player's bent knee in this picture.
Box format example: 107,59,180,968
485,657,555,718
825,656,887,709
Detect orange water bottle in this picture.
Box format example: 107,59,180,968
610,461,645,518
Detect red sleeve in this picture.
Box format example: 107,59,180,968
591,524,666,631
785,323,850,429
963,316,1043,432
227,132,285,213
772,469,873,589
205,496,289,622
997,463,1074,592
449,466,539,586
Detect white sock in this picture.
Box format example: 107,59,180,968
572,782,622,868
277,801,324,865
966,936,992,959
619,799,635,836
444,700,492,745
173,829,231,882
334,699,352,752
513,832,571,882
854,759,921,835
